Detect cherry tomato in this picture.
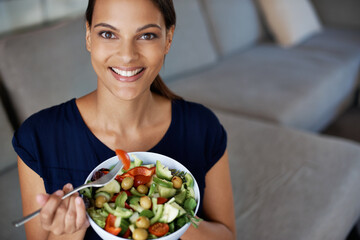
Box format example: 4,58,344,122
134,175,152,187
115,149,131,170
148,222,169,237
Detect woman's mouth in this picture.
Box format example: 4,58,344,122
110,67,146,82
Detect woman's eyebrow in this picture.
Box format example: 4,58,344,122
94,23,118,31
93,23,161,32
136,24,162,32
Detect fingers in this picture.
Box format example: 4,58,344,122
64,194,77,233
36,193,50,207
39,190,64,231
38,183,89,235
75,196,90,229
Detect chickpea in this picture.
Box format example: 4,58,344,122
135,216,150,229
172,176,183,189
132,228,148,240
140,196,152,210
137,185,148,194
121,177,134,190
95,195,107,208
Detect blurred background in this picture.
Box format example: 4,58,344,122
0,0,86,35
0,0,360,240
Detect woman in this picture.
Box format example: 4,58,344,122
13,0,236,239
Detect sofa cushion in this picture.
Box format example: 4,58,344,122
216,111,360,240
160,0,217,79
258,0,322,48
169,28,360,131
199,0,264,56
0,103,16,170
0,16,97,123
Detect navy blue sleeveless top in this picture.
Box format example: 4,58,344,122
13,98,227,239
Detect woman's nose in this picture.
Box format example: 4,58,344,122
116,39,139,63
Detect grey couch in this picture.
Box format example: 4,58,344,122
0,0,360,240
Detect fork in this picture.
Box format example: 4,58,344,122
12,160,123,227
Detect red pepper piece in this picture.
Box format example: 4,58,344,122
122,228,131,238
127,166,156,176
134,175,152,187
157,197,168,204
105,214,121,236
115,173,134,183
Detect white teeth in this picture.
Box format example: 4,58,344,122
111,67,143,77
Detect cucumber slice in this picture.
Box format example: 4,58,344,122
170,202,186,217
118,218,130,235
103,202,114,214
94,191,111,202
131,154,143,167
115,191,128,208
150,204,164,225
158,185,176,198
96,179,121,194
129,212,139,223
148,183,156,197
153,176,173,188
174,190,186,205
113,207,133,218
184,173,194,188
159,203,179,223
140,209,155,219
130,187,145,197
156,160,173,181
142,164,155,168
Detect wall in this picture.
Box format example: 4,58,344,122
0,0,87,35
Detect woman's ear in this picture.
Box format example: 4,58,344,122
165,25,175,55
85,22,92,52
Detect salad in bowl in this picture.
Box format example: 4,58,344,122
81,151,201,240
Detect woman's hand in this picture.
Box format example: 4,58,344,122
36,183,90,235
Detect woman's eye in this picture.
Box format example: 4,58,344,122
100,31,116,39
140,33,157,40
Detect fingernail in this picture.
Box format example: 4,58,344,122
54,190,63,197
65,183,73,190
75,197,83,205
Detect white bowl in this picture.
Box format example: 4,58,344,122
84,152,200,240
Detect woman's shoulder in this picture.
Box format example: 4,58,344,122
173,99,220,125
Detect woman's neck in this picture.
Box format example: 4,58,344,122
93,89,157,134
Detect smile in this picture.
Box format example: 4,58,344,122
110,67,144,77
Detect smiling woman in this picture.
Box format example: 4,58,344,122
13,0,236,240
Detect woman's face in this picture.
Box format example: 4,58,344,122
86,0,174,101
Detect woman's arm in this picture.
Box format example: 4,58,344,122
18,157,89,240
181,150,236,240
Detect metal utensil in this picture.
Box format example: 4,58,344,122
13,159,123,227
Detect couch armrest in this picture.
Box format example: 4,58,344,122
311,0,360,29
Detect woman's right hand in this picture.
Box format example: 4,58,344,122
36,183,90,236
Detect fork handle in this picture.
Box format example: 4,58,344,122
12,184,89,227
13,209,41,227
